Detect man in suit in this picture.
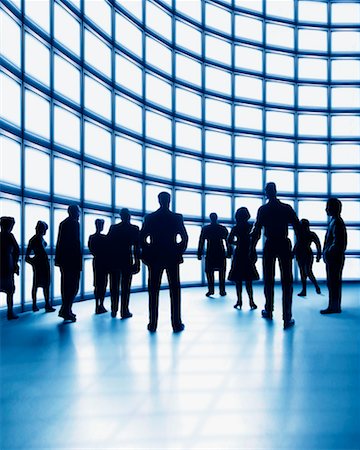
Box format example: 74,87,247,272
107,208,140,319
140,192,188,332
252,182,300,329
321,198,347,314
55,204,82,322
197,212,230,297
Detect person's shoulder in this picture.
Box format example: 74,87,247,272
130,223,140,232
28,235,37,245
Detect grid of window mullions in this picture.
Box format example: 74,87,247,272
0,0,360,309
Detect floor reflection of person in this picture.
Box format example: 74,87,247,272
197,213,230,297
26,220,55,313
140,192,188,332
228,207,259,310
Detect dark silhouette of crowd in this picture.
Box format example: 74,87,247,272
0,185,348,330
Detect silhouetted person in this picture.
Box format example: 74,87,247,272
0,216,19,320
88,219,108,315
197,213,230,297
293,219,322,297
228,207,259,310
25,221,55,313
252,182,300,329
140,192,188,332
55,204,82,322
321,198,347,314
107,208,140,319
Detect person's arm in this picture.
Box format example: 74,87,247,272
197,228,205,259
311,232,322,262
178,215,188,254
289,207,301,241
54,222,63,267
25,239,34,265
251,208,263,252
328,219,347,255
13,235,20,275
224,227,232,258
133,227,141,273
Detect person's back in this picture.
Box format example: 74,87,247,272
108,221,139,269
324,216,347,260
55,216,81,270
89,232,108,268
202,223,228,258
0,230,19,278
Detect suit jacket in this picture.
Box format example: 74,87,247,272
140,208,188,268
55,217,82,271
107,222,139,270
323,216,347,264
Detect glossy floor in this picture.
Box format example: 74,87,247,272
1,284,359,450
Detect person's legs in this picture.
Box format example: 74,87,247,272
68,270,80,317
324,256,344,312
31,283,39,311
278,244,294,325
60,267,69,317
148,266,162,331
263,243,276,318
205,270,215,296
167,264,183,331
246,280,257,309
234,282,242,308
43,286,55,312
6,289,18,320
109,270,120,317
307,258,321,294
219,268,226,296
297,262,307,296
59,268,79,320
120,269,132,318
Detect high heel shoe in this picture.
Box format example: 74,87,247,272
233,302,242,310
250,303,257,310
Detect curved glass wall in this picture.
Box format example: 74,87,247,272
1,0,359,308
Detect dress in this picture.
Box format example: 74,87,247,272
27,235,50,288
228,223,259,282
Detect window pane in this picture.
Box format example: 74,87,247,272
24,204,50,252
332,59,360,81
25,90,50,139
176,54,202,86
206,3,231,34
298,58,327,81
235,106,262,131
331,88,360,109
25,0,49,32
85,0,111,34
235,166,262,190
116,95,143,134
176,20,201,55
54,158,80,199
85,75,111,120
146,184,171,212
25,147,49,192
266,23,294,49
206,98,231,126
116,136,142,172
185,223,202,250
331,116,360,138
332,31,360,53
298,114,327,137
235,45,262,72
146,111,172,144
206,66,231,96
84,30,111,78
84,122,111,162
54,55,80,103
25,33,50,86
235,14,262,42
266,169,294,193
54,107,80,151
331,145,360,166
175,0,201,21
146,73,172,110
266,140,294,164
0,136,20,186
298,172,328,194
1,10,21,67
84,168,111,205
116,177,143,210
146,0,172,41
146,36,172,74
180,257,202,283
298,86,327,108
176,190,202,217
176,122,201,151
205,130,231,158
235,136,262,161
298,143,327,165
298,200,328,223
0,73,21,127
0,199,21,244
146,147,172,179
205,35,231,66
267,0,293,19
298,1,327,23
298,29,328,52
206,162,231,188
266,110,294,135
176,88,201,118
234,196,262,221
236,75,262,101
266,52,294,78
116,13,142,58
341,201,360,223
205,194,231,219
116,54,142,96
54,3,80,55
331,173,360,195
266,81,294,106
175,156,201,184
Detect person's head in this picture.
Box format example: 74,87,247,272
36,220,48,236
95,218,104,233
158,191,171,209
68,204,80,220
300,218,310,231
209,212,218,224
326,198,342,217
0,216,15,233
235,207,250,224
265,182,277,200
120,208,131,223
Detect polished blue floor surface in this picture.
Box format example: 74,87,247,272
1,284,359,450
